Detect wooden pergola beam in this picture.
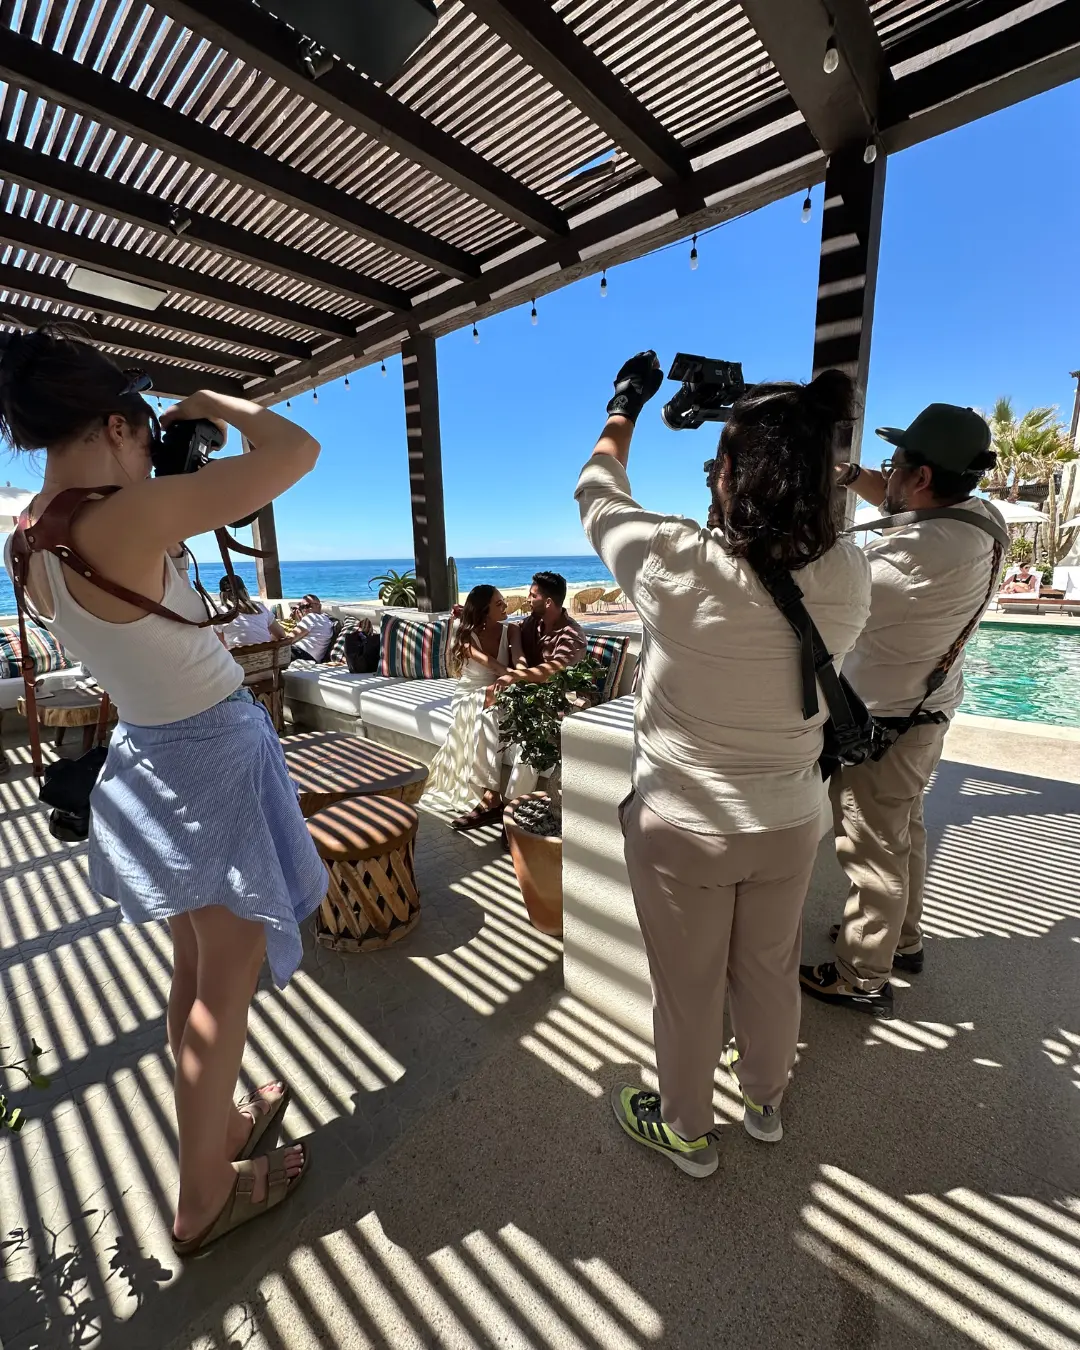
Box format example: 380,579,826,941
460,0,695,190
0,287,273,377
401,335,449,613
0,209,354,339
150,0,570,244
740,0,892,153
248,120,822,403
0,135,410,315
0,25,480,283
882,1,1080,152
0,260,311,360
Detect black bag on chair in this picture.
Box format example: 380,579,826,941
344,627,381,674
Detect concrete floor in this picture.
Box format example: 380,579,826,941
1,717,1078,1350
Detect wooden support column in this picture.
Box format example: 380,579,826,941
401,335,449,612
242,434,284,599
812,144,887,464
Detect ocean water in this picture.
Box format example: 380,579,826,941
0,554,613,613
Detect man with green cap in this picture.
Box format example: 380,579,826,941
800,403,1002,1018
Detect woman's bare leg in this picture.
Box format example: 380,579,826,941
172,905,302,1241
167,914,198,1061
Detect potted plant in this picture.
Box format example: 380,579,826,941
496,658,600,935
370,568,418,607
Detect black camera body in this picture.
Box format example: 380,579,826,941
661,353,747,431
151,418,259,529
151,418,226,478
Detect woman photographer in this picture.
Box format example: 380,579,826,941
0,326,325,1252
576,352,871,1178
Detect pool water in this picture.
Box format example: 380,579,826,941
960,627,1080,727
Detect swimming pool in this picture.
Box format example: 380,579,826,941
960,626,1080,727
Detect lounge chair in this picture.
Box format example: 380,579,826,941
572,586,606,614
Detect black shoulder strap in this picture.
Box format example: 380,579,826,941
855,505,1010,552
752,564,860,734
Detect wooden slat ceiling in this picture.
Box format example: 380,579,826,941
0,0,1074,401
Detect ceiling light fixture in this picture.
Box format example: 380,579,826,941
166,207,192,237
67,267,167,311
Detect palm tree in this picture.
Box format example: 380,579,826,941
980,397,1075,500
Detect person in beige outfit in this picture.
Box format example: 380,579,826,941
800,404,1003,1018
576,353,871,1178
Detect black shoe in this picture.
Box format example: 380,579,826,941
799,961,895,1018
828,924,924,974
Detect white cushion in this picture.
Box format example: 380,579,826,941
359,678,457,744
0,665,88,711
282,669,401,717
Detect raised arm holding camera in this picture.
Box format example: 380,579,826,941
800,404,1004,1017
576,352,871,1178
1,325,324,1254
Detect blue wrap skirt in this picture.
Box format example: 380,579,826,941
88,690,327,988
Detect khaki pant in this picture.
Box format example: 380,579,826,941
831,720,949,990
622,793,821,1142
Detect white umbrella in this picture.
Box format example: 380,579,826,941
851,503,886,530
1059,515,1080,531
986,499,1049,525
0,483,34,534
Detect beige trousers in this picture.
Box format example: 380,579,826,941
622,793,821,1141
831,720,949,990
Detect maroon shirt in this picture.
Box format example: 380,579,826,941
519,609,587,669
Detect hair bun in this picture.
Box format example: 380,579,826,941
802,368,855,423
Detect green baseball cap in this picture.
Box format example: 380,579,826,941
876,403,991,472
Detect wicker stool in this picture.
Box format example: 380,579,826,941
307,796,420,953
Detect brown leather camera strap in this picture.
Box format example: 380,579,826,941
10,486,271,774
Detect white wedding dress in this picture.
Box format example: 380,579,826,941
424,628,538,813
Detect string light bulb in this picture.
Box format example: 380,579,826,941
313,389,318,403
863,139,878,165
689,235,699,270
823,35,839,74
344,375,350,389
530,298,538,325
472,323,480,344
380,360,387,377
286,399,291,408
600,270,608,298
800,190,812,224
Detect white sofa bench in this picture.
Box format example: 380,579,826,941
561,697,846,1041
282,619,643,766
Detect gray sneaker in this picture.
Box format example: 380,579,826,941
720,1045,784,1143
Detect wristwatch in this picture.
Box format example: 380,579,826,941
837,462,862,488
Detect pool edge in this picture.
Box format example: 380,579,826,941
952,713,1080,742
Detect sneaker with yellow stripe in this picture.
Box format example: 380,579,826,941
609,1084,718,1178
720,1045,783,1143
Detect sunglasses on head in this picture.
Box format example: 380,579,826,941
119,369,153,397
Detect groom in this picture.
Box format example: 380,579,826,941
453,572,587,832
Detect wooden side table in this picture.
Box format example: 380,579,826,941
283,731,429,817
17,688,117,752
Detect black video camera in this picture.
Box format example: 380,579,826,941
151,418,259,529
661,353,747,431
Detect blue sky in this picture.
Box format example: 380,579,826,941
8,81,1079,563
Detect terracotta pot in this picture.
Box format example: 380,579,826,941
504,792,563,936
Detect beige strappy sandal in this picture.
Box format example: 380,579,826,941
234,1082,291,1161
172,1141,309,1257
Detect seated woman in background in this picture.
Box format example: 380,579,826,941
217,575,288,648
999,561,1039,595
424,584,538,831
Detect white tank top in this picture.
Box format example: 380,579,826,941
7,544,243,727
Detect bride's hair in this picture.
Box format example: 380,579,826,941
450,584,497,676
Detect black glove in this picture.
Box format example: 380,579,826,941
606,351,663,424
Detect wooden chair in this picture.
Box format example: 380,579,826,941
571,586,606,614
231,637,294,733
601,588,624,611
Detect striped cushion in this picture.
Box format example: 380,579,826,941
0,623,71,680
585,634,630,703
327,617,361,666
379,614,452,679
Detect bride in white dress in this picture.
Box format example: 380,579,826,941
424,584,538,830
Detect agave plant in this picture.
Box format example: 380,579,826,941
369,568,418,607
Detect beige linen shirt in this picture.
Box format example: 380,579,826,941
842,496,1001,718
575,454,871,835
